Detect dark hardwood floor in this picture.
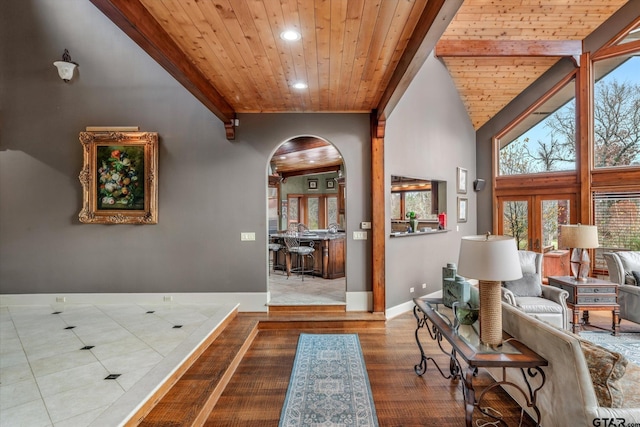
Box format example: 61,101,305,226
141,309,637,427
204,312,538,426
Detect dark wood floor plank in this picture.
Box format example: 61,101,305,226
141,309,634,427
203,314,537,427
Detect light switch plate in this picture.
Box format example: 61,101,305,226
353,231,367,240
241,232,256,241
360,221,371,229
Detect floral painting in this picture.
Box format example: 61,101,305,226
97,146,145,210
79,131,158,224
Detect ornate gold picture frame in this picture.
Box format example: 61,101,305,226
78,131,158,224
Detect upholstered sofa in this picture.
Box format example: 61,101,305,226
501,250,569,329
486,302,640,427
603,251,640,324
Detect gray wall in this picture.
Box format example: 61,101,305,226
475,1,640,233
0,0,371,295
1,0,477,307
385,53,476,308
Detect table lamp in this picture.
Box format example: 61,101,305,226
559,224,599,282
457,233,522,347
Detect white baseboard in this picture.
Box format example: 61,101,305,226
0,293,269,312
385,301,415,319
385,290,443,319
1,292,376,313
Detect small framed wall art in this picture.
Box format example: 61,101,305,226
308,178,318,190
457,167,467,194
78,130,158,224
457,197,468,223
326,178,335,189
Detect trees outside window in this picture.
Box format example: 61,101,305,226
390,190,437,221
498,57,640,175
594,192,640,271
593,56,640,168
495,25,640,277
499,79,576,175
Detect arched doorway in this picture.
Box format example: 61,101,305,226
267,136,346,307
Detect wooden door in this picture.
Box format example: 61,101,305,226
498,194,577,280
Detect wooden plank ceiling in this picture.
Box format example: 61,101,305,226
438,0,629,129
91,0,629,137
270,137,342,179
137,0,430,114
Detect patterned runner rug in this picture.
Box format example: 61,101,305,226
279,333,379,427
579,331,640,366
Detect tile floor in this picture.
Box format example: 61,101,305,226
0,302,235,427
268,272,346,305
0,277,345,426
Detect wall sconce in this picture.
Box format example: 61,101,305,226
53,49,78,82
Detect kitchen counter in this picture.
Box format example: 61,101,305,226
270,231,345,279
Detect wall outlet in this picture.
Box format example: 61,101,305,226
164,296,173,302
353,231,367,240
422,283,427,289
360,221,371,229
241,232,256,241
410,287,415,293
56,297,66,303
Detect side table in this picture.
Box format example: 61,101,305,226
548,276,619,335
413,297,547,426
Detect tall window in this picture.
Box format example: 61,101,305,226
287,194,336,229
593,55,640,168
288,197,299,226
498,78,576,175
594,191,640,270
591,26,640,275
327,196,338,225
307,197,319,229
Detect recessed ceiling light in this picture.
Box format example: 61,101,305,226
281,30,301,41
280,156,286,160
309,160,315,163
292,82,308,90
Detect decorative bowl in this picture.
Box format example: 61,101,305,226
453,302,479,325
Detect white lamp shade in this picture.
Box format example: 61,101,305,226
560,224,599,249
457,235,523,281
53,61,77,81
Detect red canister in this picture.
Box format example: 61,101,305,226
438,212,447,229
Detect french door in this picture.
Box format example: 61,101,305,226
497,194,577,253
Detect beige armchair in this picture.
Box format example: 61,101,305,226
500,250,569,330
603,251,640,324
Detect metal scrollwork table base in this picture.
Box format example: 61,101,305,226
413,297,548,427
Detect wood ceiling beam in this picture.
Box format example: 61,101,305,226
376,0,464,121
89,0,236,137
435,40,583,57
280,165,341,179
274,137,330,156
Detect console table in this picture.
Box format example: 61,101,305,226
413,297,547,427
547,276,619,335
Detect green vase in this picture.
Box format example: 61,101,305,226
410,219,419,232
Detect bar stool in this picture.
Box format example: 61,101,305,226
284,229,315,281
268,242,282,275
